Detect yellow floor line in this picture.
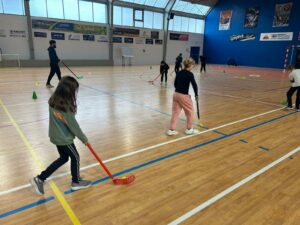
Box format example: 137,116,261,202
0,98,81,225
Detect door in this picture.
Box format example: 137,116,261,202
295,48,300,69
190,47,200,64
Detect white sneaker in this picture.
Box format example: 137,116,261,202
185,128,200,135
167,130,178,136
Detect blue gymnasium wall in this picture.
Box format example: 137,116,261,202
204,0,300,68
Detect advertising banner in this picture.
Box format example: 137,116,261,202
244,7,260,28
51,32,65,40
273,3,293,27
170,33,189,41
219,10,232,30
34,32,47,38
260,32,293,41
230,34,256,41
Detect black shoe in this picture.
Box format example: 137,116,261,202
30,176,44,195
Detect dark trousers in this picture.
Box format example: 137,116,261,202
161,71,168,82
46,63,61,85
200,63,206,72
38,144,80,183
175,64,182,74
287,87,300,109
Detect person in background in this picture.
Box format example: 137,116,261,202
200,55,206,73
167,57,200,136
286,65,300,112
46,40,61,88
160,60,170,86
175,53,183,74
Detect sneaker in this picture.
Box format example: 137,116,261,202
71,180,92,191
30,176,44,195
285,106,293,110
46,84,54,88
296,109,300,112
167,130,178,136
185,128,200,135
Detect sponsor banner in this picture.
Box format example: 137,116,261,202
145,39,153,44
155,39,163,44
141,30,151,38
244,7,260,28
9,30,26,38
113,27,140,37
113,36,122,43
68,33,80,40
219,10,232,30
34,32,47,38
0,29,7,37
151,31,159,39
83,34,95,41
273,3,293,27
135,38,144,44
32,19,107,35
260,32,293,41
97,35,108,42
124,37,134,44
51,32,65,40
230,34,256,41
170,33,189,41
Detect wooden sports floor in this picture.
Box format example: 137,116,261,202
0,64,300,225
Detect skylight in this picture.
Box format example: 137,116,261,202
119,0,169,9
172,0,211,16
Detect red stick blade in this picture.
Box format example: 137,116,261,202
113,175,135,185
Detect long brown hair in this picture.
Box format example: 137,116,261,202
49,76,79,113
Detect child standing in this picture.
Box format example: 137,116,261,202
30,76,92,195
286,65,300,112
175,53,183,74
167,57,200,136
46,40,61,88
160,60,170,86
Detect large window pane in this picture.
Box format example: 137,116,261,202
153,12,162,29
113,6,122,25
93,2,106,23
135,21,143,27
168,18,174,31
64,0,79,20
30,0,47,17
0,0,3,13
173,16,181,32
47,0,63,19
144,11,153,28
181,16,189,32
122,7,133,26
79,0,93,22
196,19,204,33
134,9,143,21
3,0,24,15
188,18,196,33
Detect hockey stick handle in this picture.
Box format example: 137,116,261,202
61,61,80,79
86,143,114,180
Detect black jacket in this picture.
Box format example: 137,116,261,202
160,63,170,73
48,47,60,64
174,70,198,96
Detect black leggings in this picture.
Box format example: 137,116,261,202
46,63,61,85
200,63,206,72
39,144,80,183
287,87,300,109
175,64,182,74
161,71,168,82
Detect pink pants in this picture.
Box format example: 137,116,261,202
170,92,194,130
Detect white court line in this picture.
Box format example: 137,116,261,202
201,90,282,107
168,145,300,225
0,107,284,197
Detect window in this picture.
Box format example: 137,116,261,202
79,0,93,22
47,0,64,19
143,11,153,28
181,16,189,32
113,6,122,25
93,2,106,23
30,0,47,17
119,0,168,8
196,19,204,33
173,15,181,32
134,9,143,21
153,12,163,29
168,15,204,34
122,7,133,26
0,0,3,13
64,0,79,21
2,0,24,15
172,0,210,16
188,18,196,33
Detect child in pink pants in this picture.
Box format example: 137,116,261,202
167,57,199,136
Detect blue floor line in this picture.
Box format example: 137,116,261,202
259,146,270,151
239,139,249,144
1,111,295,219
